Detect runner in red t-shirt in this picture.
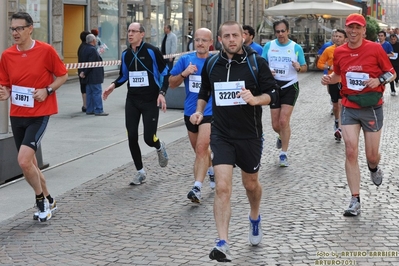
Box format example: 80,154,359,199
321,13,396,217
0,12,68,222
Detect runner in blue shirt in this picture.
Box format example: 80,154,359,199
169,28,214,203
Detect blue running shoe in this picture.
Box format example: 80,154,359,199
209,239,232,262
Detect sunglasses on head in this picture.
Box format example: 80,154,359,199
275,29,287,34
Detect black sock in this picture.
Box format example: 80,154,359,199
352,194,360,203
36,192,44,200
368,164,378,173
46,195,54,204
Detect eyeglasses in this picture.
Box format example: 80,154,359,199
9,25,31,33
194,38,210,43
128,29,142,33
275,29,287,34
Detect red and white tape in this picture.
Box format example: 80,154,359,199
65,50,220,69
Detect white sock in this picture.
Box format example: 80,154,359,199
207,166,214,176
138,168,145,174
194,181,202,189
280,151,287,156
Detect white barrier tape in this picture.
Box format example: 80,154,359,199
65,50,220,69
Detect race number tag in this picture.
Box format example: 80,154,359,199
129,71,149,87
271,63,289,78
189,75,201,93
346,72,369,91
214,81,246,106
393,53,398,60
11,85,34,108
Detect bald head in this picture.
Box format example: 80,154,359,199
194,27,213,57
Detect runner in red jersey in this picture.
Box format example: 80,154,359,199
0,12,68,222
321,13,396,217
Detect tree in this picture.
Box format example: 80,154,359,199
365,16,380,41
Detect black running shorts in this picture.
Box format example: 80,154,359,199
210,134,263,174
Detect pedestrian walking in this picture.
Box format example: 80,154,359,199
77,30,90,112
161,24,177,71
79,33,108,116
102,22,169,185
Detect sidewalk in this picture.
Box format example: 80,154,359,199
1,72,399,265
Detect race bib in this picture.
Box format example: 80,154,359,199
11,85,34,108
214,81,246,106
189,75,201,93
271,63,289,78
346,72,369,91
129,71,149,87
392,53,398,60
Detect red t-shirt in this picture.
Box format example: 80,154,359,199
0,40,67,117
333,39,394,108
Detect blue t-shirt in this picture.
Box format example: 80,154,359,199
381,41,394,54
318,41,333,55
170,53,213,116
250,42,263,55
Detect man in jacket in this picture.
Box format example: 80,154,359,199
190,21,278,262
102,22,169,185
79,33,108,116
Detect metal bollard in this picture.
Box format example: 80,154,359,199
0,101,8,134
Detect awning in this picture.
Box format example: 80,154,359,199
265,0,362,17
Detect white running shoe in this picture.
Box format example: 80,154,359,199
130,171,146,185
248,214,262,246
370,167,383,187
343,197,361,217
157,141,169,167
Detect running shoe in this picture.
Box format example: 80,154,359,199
391,91,396,96
279,154,289,167
248,214,262,246
157,141,169,167
33,199,57,220
343,196,361,217
209,239,232,262
370,167,383,187
130,171,146,185
35,197,52,222
334,121,339,131
209,174,215,189
334,128,342,141
276,136,282,149
187,186,201,203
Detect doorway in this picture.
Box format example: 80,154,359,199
63,4,86,76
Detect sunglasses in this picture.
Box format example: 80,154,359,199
275,29,287,34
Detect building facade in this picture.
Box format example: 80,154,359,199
4,0,264,75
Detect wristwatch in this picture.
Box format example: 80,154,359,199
46,87,54,95
378,76,385,84
159,90,166,96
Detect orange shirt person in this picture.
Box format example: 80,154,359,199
0,12,68,222
317,29,347,141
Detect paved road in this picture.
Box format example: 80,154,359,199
1,72,399,265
